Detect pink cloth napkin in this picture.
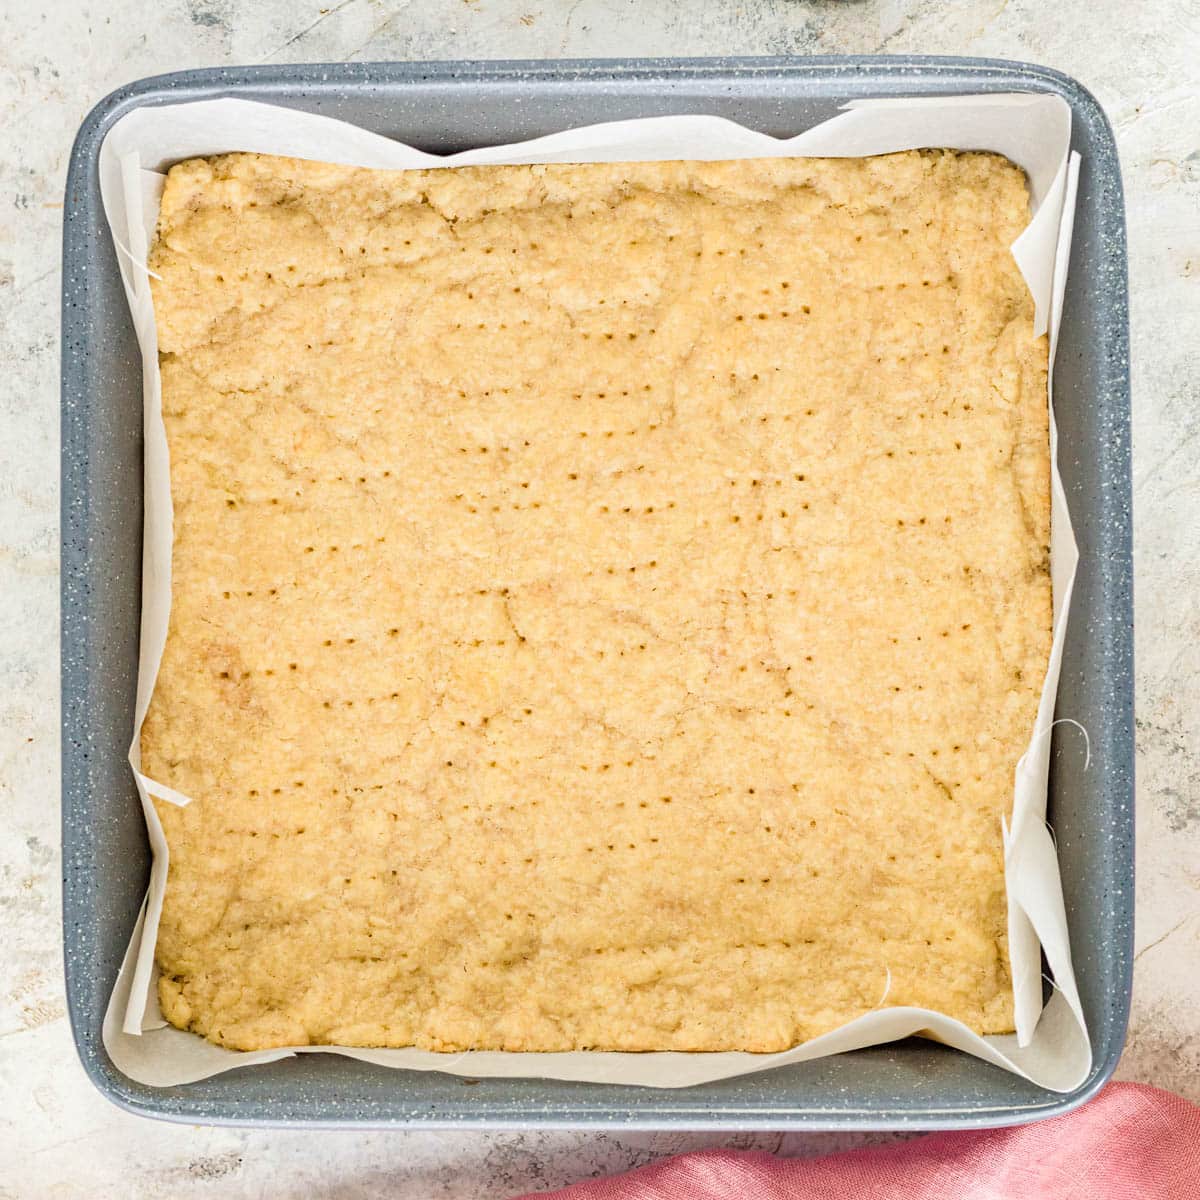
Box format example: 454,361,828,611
518,1083,1200,1200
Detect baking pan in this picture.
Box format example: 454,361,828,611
61,56,1132,1129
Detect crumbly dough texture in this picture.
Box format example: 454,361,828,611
145,149,1050,1053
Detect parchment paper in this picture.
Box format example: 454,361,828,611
98,93,1090,1090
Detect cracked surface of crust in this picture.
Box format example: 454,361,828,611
144,150,1050,1052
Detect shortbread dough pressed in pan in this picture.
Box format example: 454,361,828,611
143,149,1050,1052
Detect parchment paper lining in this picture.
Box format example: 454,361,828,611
97,94,1090,1090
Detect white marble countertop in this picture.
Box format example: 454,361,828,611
1,0,1196,1194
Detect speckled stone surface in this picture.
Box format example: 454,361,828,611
3,0,1198,1195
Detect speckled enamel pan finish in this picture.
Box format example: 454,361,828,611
61,56,1132,1129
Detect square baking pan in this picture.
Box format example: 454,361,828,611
61,55,1132,1129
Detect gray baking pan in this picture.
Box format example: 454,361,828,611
61,56,1132,1129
